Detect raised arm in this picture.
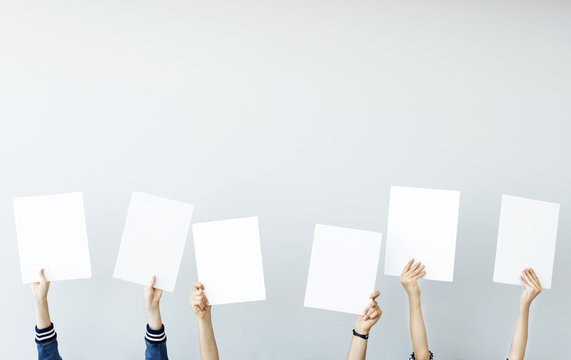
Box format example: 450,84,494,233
400,259,431,360
190,281,219,360
144,276,168,360
32,269,62,360
346,290,382,360
507,268,542,360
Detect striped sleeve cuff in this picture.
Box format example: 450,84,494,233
145,324,167,344
35,323,57,344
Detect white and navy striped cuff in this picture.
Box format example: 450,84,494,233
35,323,57,344
145,324,167,344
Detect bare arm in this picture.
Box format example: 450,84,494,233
347,334,368,360
346,290,382,360
400,259,430,360
508,268,542,360
32,269,52,329
190,281,219,360
144,276,164,331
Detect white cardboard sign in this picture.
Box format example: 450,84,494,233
384,186,460,282
193,216,266,305
14,192,92,283
113,192,194,292
304,224,382,315
493,194,559,289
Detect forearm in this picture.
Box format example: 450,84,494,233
508,304,530,360
34,299,52,329
198,318,219,360
147,307,163,331
346,336,367,360
408,295,430,360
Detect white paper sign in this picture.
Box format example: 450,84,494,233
13,192,92,283
384,186,460,282
304,225,382,315
113,192,194,292
192,217,266,305
493,194,559,289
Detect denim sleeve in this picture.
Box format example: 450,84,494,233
35,323,63,360
145,324,168,360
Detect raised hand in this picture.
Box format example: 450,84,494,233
519,268,542,307
399,259,426,298
190,281,219,360
508,268,543,360
354,291,382,335
144,275,163,330
31,269,50,303
31,269,52,329
189,281,211,321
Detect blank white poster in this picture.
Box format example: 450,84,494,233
13,192,92,283
304,225,382,315
384,186,460,282
113,192,194,292
493,194,559,289
192,217,266,305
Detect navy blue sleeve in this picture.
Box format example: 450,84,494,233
35,323,63,360
409,351,434,360
145,324,168,360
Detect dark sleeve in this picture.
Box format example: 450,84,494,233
35,323,63,360
145,324,168,360
409,351,434,360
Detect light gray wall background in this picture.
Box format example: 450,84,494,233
0,0,570,359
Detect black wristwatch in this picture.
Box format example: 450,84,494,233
352,329,369,340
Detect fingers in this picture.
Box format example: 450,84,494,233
368,309,380,320
193,281,205,291
362,291,381,319
361,301,376,318
363,306,376,320
39,268,48,283
527,268,542,289
401,258,414,275
402,260,423,279
413,270,427,281
190,291,209,311
409,261,421,274
412,264,425,276
521,270,532,287
146,275,157,289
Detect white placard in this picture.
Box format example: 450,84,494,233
14,192,92,283
113,192,194,292
384,186,460,282
304,224,382,315
493,194,559,289
192,217,266,305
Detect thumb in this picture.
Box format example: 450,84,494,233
39,269,48,283
147,275,156,288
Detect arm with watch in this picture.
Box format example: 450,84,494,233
346,290,381,360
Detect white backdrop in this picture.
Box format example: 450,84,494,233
1,0,570,358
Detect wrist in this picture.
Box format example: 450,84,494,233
353,323,370,335
519,301,531,311
34,298,48,306
147,317,163,331
146,304,161,315
408,293,421,304
197,314,212,325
